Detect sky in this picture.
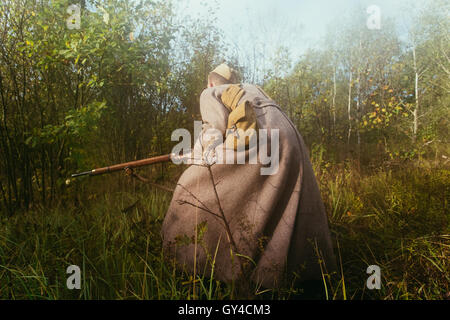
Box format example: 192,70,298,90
178,0,427,60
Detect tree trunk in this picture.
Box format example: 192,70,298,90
332,65,337,134
347,69,353,144
412,46,419,142
356,37,362,156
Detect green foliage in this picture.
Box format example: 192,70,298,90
0,0,230,212
0,0,448,300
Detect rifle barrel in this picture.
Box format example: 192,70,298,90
71,170,94,178
71,154,172,178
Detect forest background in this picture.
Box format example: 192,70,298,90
0,0,448,299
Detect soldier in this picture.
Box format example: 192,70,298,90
162,63,336,292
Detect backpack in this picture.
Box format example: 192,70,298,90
220,84,258,150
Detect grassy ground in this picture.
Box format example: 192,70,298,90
0,162,448,299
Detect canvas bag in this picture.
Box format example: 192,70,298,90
221,84,258,150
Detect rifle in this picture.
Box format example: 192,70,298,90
71,154,173,178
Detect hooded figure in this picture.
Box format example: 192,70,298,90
162,64,336,289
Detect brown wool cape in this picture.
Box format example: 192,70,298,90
162,84,336,288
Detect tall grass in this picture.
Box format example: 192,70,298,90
0,163,448,299
319,162,449,300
